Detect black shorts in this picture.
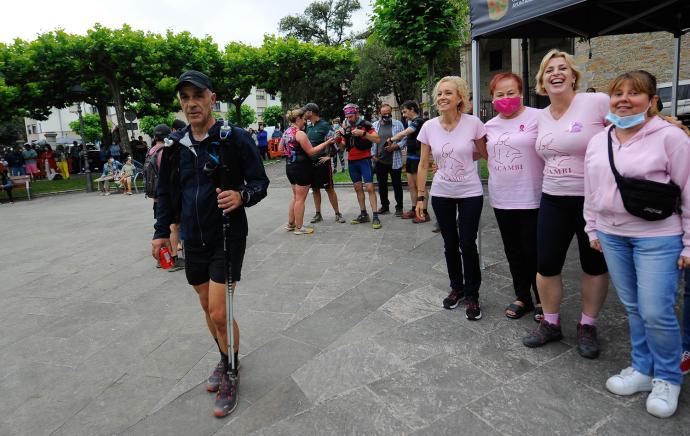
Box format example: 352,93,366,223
311,161,334,190
537,193,608,277
184,237,246,285
286,162,313,186
406,158,420,174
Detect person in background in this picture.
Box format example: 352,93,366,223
256,123,268,161
372,103,406,217
484,72,544,321
55,145,70,180
0,163,13,204
416,76,488,321
23,144,38,181
109,129,122,162
584,70,690,418
39,143,58,180
522,49,610,360
271,125,283,139
119,155,135,195
331,117,345,172
96,155,122,195
6,146,25,176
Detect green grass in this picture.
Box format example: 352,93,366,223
7,173,147,200
332,160,489,184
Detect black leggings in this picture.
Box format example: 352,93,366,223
536,193,608,277
494,208,540,305
432,195,483,299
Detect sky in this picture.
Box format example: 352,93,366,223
1,0,373,46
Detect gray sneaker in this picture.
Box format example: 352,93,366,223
310,212,323,223
213,370,239,418
335,213,346,223
168,257,185,272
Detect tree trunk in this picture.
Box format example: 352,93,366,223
103,74,131,154
426,57,435,117
95,99,112,149
234,99,243,127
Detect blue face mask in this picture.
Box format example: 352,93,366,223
605,105,650,129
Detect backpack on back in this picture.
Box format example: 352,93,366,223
143,146,164,198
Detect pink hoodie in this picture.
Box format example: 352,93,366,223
584,116,690,257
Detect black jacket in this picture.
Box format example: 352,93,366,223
153,121,269,244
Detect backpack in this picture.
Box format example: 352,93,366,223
143,146,164,198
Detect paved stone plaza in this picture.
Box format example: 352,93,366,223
1,164,688,435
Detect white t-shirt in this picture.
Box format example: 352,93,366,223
485,106,544,209
417,114,486,199
536,92,609,196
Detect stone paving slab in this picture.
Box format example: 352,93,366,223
1,163,688,435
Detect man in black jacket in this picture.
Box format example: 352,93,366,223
151,70,269,418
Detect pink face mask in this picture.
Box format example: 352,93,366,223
492,96,521,115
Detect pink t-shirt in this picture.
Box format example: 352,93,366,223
485,107,544,209
536,92,609,196
417,114,485,199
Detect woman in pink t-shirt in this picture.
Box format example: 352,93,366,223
484,72,544,321
416,76,488,321
584,71,690,418
523,49,610,359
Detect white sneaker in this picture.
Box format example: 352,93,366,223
646,379,681,418
605,367,652,396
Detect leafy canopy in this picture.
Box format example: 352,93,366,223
279,0,361,46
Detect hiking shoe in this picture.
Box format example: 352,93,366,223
432,222,441,233
168,257,185,272
285,223,296,231
443,289,464,309
576,323,600,359
351,214,370,224
681,350,690,375
394,208,403,217
294,226,315,235
605,367,652,396
412,213,430,224
646,379,681,418
372,217,382,229
207,360,227,393
377,207,390,215
310,212,323,223
213,370,239,418
401,209,416,219
522,320,563,348
335,213,346,223
156,260,162,269
465,298,482,321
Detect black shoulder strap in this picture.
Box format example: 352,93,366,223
607,128,622,181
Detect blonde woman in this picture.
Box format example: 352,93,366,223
415,76,488,320
522,49,609,359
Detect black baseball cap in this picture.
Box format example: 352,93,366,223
301,102,319,114
175,70,214,92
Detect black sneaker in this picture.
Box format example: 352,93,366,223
377,207,390,215
432,222,441,233
310,212,323,223
206,360,227,393
443,289,464,309
168,257,185,272
465,298,482,321
351,213,370,224
577,323,600,359
522,320,563,348
394,208,403,217
213,370,239,418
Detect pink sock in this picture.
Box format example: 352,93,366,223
580,313,597,326
544,312,560,325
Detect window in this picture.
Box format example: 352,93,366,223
213,102,221,111
489,50,502,71
269,94,276,100
256,89,266,101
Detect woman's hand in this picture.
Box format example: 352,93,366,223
415,200,425,220
678,256,690,269
590,239,602,252
318,156,330,165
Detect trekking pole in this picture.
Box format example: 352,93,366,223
223,213,237,374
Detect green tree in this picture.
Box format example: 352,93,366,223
262,105,284,128
68,113,108,143
138,113,176,137
373,0,469,114
279,0,361,46
229,104,256,128
215,42,265,129
0,117,26,145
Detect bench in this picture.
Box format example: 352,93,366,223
7,175,32,200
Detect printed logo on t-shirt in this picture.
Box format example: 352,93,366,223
538,133,572,175
438,142,466,181
567,121,583,133
492,132,523,172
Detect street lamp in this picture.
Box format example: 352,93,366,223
70,85,93,192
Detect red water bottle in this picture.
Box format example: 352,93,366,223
159,247,173,269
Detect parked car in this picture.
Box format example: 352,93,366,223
657,79,690,125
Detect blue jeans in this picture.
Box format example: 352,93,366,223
10,166,25,176
683,269,690,351
431,195,483,299
598,231,683,385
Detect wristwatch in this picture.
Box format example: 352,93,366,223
240,189,251,205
